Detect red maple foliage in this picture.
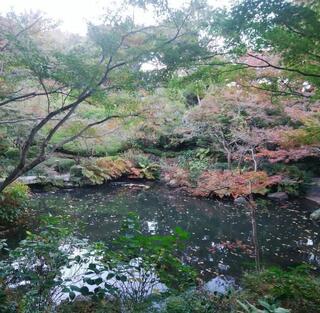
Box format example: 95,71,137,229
164,167,282,198
256,147,316,163
193,170,282,198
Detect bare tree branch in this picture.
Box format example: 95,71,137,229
243,53,320,78
0,88,64,107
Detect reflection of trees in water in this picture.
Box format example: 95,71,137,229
247,194,261,272
295,236,320,267
27,184,320,279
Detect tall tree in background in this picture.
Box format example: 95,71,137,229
212,0,320,92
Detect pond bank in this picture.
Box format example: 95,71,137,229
5,171,320,206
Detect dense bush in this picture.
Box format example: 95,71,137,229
177,148,214,182
57,299,121,313
163,290,236,313
242,266,320,313
53,158,76,173
70,156,160,185
134,156,160,180
4,148,20,159
0,128,10,156
265,164,310,196
0,182,30,224
165,167,282,198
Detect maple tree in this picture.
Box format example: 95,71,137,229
0,0,216,191
164,166,282,199
193,170,282,198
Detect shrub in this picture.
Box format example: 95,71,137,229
121,149,149,165
4,148,20,159
54,158,76,173
265,164,310,196
27,146,40,158
250,116,270,128
92,144,108,157
212,162,229,170
177,150,197,167
135,156,160,180
177,148,213,182
265,107,283,116
105,140,129,156
188,159,210,182
70,165,84,178
281,115,320,147
134,145,178,158
57,299,121,313
163,166,191,188
0,129,10,156
0,182,30,224
26,163,50,177
70,156,161,184
164,290,236,313
242,266,320,313
194,170,282,198
70,157,134,185
238,299,290,313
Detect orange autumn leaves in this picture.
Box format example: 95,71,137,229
165,168,282,198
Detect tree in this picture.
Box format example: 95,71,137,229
0,0,214,192
212,0,320,89
189,99,262,171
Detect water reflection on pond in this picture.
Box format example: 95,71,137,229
30,182,320,281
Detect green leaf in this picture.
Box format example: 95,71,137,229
79,286,90,296
70,285,81,292
94,277,103,285
69,291,76,300
106,273,115,280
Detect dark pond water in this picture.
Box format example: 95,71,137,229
27,182,320,282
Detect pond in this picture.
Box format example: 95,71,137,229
22,182,320,285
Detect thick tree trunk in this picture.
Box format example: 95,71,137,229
0,170,22,192
0,155,45,192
